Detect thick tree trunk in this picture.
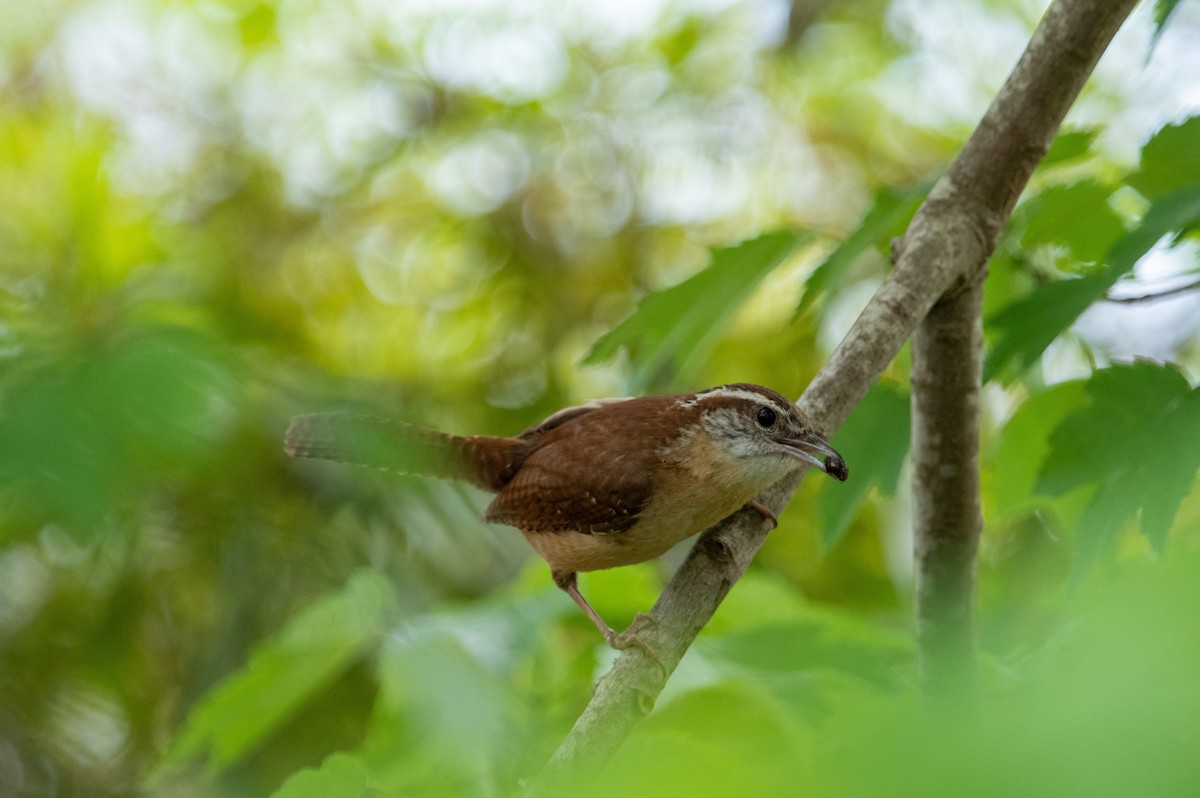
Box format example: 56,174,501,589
528,0,1141,790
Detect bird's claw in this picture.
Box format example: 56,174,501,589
608,613,667,669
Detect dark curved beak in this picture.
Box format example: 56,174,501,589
772,431,849,481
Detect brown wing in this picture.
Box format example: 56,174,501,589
485,444,652,534
485,397,668,535
515,397,632,439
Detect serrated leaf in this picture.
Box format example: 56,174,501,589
795,183,929,316
1016,180,1123,265
154,570,395,773
993,381,1088,516
1107,183,1200,274
271,753,370,798
1040,129,1100,167
1069,471,1143,583
1038,362,1190,496
583,230,805,390
985,183,1200,382
816,384,910,549
1128,116,1200,200
1139,390,1200,549
983,274,1111,383
1038,362,1200,571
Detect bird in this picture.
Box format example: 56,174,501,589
284,383,847,648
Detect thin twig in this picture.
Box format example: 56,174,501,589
1103,277,1200,304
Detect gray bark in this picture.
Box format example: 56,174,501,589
911,277,985,705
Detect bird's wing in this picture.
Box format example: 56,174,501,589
484,432,654,535
515,397,633,439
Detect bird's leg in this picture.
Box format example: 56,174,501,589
745,499,778,529
553,572,667,677
554,570,619,642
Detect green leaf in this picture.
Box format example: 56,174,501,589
983,273,1111,383
0,325,234,534
1038,362,1200,569
1015,180,1123,265
816,384,910,549
1107,183,1200,274
1038,363,1190,496
353,622,533,795
992,381,1088,517
1128,116,1200,200
1040,129,1099,168
271,753,370,798
1150,0,1184,53
1069,471,1143,582
985,183,1200,382
699,617,910,689
602,683,802,797
153,570,395,774
583,229,806,390
795,183,929,316
1152,0,1185,43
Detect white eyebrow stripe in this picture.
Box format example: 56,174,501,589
679,386,795,413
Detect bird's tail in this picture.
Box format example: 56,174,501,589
284,413,523,492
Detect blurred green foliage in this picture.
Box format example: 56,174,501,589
2,1,1200,796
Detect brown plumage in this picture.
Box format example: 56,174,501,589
284,383,847,647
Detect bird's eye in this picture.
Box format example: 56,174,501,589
755,406,777,428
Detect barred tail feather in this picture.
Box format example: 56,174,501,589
283,413,521,491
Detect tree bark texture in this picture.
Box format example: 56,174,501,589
911,276,985,704
529,0,1140,789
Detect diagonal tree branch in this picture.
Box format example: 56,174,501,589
528,0,1140,789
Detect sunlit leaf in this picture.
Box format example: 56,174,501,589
1040,129,1099,167
271,753,370,798
1038,362,1200,569
699,617,910,689
239,2,279,49
0,325,235,534
1128,115,1200,200
816,383,910,549
597,683,803,798
1106,183,1200,273
992,381,1087,516
583,230,806,390
983,273,1110,383
1015,180,1123,265
356,619,535,795
795,183,929,316
1037,363,1189,496
985,183,1200,382
153,570,395,773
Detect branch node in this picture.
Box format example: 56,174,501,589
699,533,734,565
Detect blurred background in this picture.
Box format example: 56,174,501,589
2,0,1200,795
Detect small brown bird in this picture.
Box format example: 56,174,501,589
284,383,847,647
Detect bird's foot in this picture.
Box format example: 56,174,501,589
745,499,778,529
606,613,668,709
609,613,666,665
